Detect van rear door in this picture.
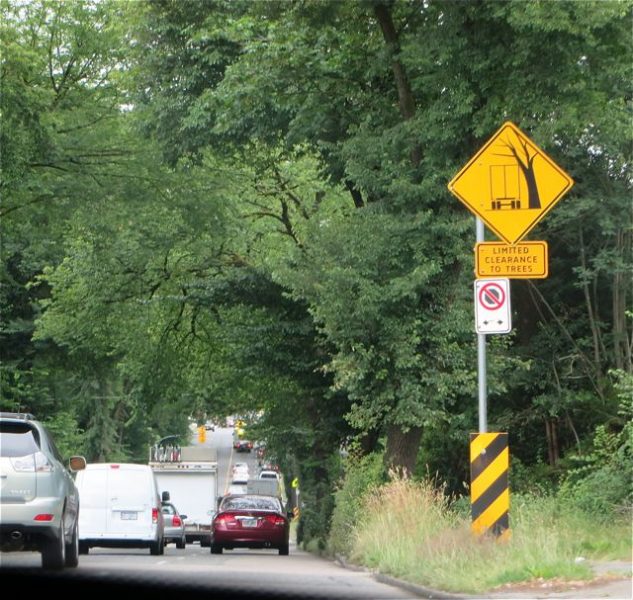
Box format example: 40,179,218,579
106,467,153,536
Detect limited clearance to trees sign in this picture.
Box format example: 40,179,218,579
447,121,574,245
475,241,548,279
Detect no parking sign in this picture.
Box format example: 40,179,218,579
474,279,512,334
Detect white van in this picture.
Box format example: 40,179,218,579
75,463,165,555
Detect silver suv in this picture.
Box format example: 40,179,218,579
0,412,86,569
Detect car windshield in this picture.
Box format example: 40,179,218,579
220,496,280,512
161,504,175,515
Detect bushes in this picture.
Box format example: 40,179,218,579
327,452,384,557
348,477,630,593
559,372,633,517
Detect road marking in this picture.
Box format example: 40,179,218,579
223,443,234,495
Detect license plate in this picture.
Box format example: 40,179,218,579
120,511,138,520
241,518,257,528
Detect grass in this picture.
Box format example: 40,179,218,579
349,478,631,594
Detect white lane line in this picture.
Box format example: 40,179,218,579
223,438,235,495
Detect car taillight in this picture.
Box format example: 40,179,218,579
11,452,52,473
172,515,182,527
264,515,286,527
152,507,158,524
215,514,237,527
34,514,54,521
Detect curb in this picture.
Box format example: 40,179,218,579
334,554,467,599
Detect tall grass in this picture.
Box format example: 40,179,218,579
350,478,631,593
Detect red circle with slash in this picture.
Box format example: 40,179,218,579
478,282,506,311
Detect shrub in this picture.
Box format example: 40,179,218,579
559,372,633,518
327,452,384,557
349,477,629,593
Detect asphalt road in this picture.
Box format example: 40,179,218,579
0,427,417,599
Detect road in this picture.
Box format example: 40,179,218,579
0,427,417,599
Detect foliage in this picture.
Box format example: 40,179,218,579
41,410,86,460
350,477,630,594
327,451,385,557
558,370,633,516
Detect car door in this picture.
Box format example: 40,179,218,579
44,431,79,530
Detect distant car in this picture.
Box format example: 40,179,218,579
232,465,249,485
258,470,280,481
235,440,253,453
204,422,215,431
161,502,186,549
211,495,290,556
0,412,86,569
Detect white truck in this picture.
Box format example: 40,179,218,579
149,445,218,546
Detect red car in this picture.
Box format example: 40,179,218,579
211,495,289,556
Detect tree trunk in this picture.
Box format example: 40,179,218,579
358,429,380,455
373,3,421,168
545,418,559,466
345,179,365,208
384,424,423,477
613,228,632,372
579,226,604,371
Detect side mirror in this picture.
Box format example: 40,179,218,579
162,491,170,502
180,514,188,520
69,456,86,472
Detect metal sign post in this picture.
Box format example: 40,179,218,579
476,218,487,433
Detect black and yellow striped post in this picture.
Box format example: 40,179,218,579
470,432,509,537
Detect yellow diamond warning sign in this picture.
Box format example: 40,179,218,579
476,241,548,279
448,122,573,244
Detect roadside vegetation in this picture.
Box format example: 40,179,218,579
343,478,630,594
328,377,632,592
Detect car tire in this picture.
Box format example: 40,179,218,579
210,544,223,554
65,520,79,568
278,544,289,556
79,541,89,555
149,536,163,555
176,536,186,549
41,522,66,569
